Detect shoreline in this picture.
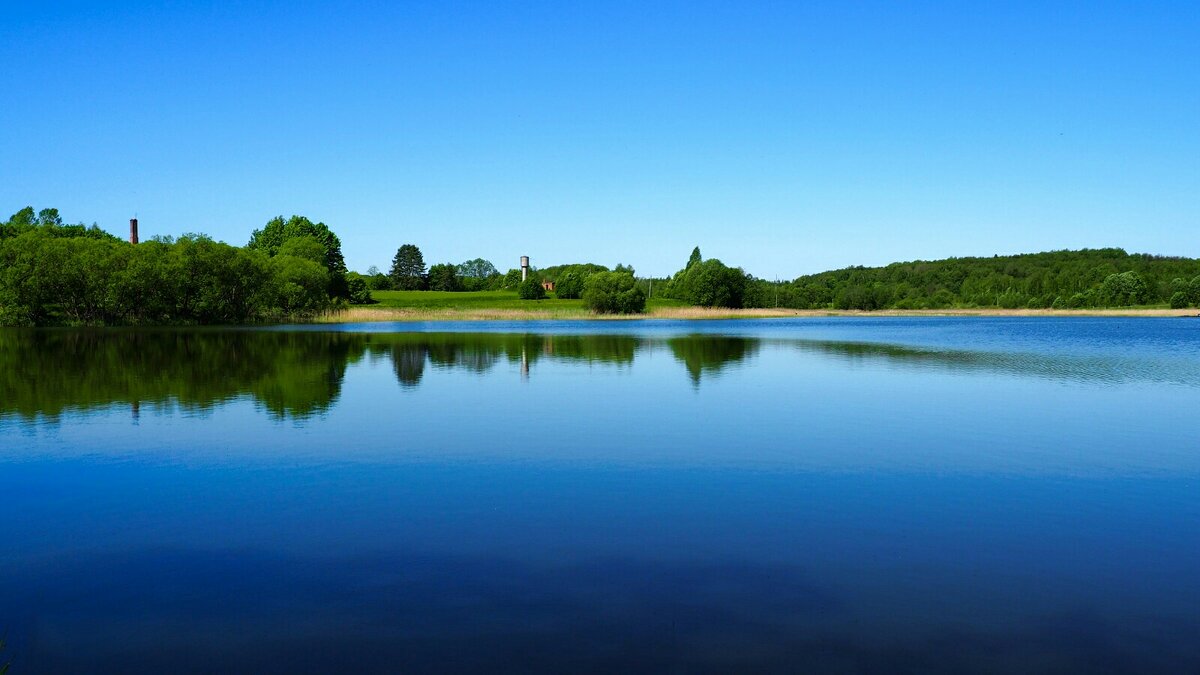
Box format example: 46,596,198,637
317,306,1198,323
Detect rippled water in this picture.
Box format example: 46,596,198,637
1,318,1198,673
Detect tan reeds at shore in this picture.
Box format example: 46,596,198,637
316,306,1196,323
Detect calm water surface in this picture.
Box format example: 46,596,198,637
1,318,1198,673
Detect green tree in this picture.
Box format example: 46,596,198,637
37,207,63,226
456,258,498,290
456,258,497,279
428,263,462,291
554,271,587,299
518,277,547,300
390,244,427,290
1098,271,1151,306
270,254,331,314
672,258,748,308
345,272,375,304
582,271,646,314
247,215,348,298
687,246,702,269
502,268,523,288
278,235,326,263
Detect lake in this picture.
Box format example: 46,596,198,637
1,318,1198,673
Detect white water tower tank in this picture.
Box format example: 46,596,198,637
520,256,529,280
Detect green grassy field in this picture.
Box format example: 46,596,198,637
320,290,1191,323
369,290,688,311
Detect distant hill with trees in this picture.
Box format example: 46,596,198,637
775,248,1200,310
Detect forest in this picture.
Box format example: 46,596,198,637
771,248,1200,310
0,209,356,325
3,205,1199,326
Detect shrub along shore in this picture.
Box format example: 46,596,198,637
3,206,1199,327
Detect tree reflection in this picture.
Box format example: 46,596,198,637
0,330,778,421
378,334,640,389
667,336,761,387
0,329,368,421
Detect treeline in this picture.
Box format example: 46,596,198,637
1,208,359,326
7,203,1200,324
631,246,1200,311
373,243,648,313
774,248,1200,310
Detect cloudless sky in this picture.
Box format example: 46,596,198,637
2,1,1197,277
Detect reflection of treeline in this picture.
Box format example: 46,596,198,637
0,330,368,421
788,339,1200,386
372,333,641,387
0,331,768,420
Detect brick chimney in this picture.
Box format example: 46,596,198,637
130,218,139,244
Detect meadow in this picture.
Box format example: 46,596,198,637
315,290,1192,323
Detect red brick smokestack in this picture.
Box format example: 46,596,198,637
130,218,139,244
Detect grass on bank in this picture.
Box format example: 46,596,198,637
371,290,588,311
315,289,692,321
312,290,1197,323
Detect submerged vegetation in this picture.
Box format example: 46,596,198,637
3,204,1199,326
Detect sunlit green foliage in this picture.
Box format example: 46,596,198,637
1,205,116,241
518,277,547,300
582,271,646,313
553,271,586,299
669,258,749,308
766,249,1200,310
247,215,348,298
454,258,502,290
390,244,427,290
345,272,375,304
0,209,335,325
427,263,462,291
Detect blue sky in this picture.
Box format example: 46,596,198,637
2,1,1197,278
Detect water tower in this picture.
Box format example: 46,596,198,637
520,256,529,281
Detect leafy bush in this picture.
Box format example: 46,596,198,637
670,258,748,308
582,272,646,314
517,277,547,300
346,273,375,304
1171,292,1189,309
555,271,587,299
0,223,338,325
1098,271,1151,306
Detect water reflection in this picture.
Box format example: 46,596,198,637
3,326,1199,423
791,339,1200,386
668,336,760,386
0,329,365,421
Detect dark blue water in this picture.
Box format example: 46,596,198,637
1,318,1198,673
